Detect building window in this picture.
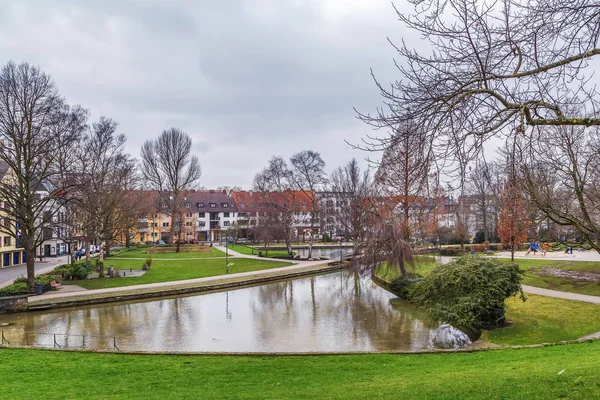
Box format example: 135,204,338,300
209,203,216,208
224,212,230,218
152,213,158,218
151,222,158,228
161,203,167,209
301,202,306,207
162,213,168,218
293,202,298,208
152,232,158,238
199,221,206,227
224,221,230,226
187,232,193,236
186,213,193,218
185,202,191,208
239,203,245,208
4,237,11,246
222,203,229,208
185,222,192,227
197,202,204,208
162,222,169,228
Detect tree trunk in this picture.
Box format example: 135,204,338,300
98,250,105,278
26,250,35,289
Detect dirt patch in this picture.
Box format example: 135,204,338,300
147,245,212,254
533,267,600,282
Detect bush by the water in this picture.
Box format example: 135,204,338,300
389,274,423,299
0,275,58,296
410,256,525,330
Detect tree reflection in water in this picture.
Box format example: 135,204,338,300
0,270,471,352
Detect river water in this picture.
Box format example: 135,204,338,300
0,270,471,352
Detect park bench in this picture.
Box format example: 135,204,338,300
50,280,61,290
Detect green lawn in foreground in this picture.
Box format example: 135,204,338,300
108,247,226,259
497,258,600,296
65,258,292,290
487,294,600,346
1,341,600,399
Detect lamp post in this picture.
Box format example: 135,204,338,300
340,236,343,264
226,239,229,274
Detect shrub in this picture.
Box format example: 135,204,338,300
389,274,423,300
64,262,93,280
409,256,525,330
0,282,30,297
145,257,152,267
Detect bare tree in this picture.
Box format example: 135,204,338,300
75,117,136,276
253,157,295,258
289,150,326,259
517,125,600,253
375,123,433,241
357,0,600,174
328,159,373,249
0,61,87,288
140,128,201,252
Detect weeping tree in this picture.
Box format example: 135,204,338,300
140,128,201,252
0,61,87,288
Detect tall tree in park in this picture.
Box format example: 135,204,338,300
374,122,432,241
0,61,87,288
289,150,326,259
76,118,136,275
253,156,295,258
518,126,600,253
358,0,600,146
141,128,201,252
498,183,530,261
328,158,373,249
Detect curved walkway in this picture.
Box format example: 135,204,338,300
521,284,600,304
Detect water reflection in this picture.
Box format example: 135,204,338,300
0,270,471,352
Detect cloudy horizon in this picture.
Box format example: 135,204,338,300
0,0,420,188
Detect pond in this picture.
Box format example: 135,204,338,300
0,270,472,353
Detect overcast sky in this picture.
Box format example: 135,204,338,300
0,0,416,188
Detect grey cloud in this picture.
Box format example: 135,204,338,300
0,0,410,187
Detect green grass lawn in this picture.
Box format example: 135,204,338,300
498,258,600,296
228,244,293,258
108,247,226,259
65,258,292,290
486,294,600,346
1,341,600,399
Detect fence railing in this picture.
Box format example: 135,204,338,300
1,330,119,351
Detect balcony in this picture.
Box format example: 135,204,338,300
138,228,149,233
137,218,149,223
210,216,221,221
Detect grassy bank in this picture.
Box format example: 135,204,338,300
107,247,226,259
65,258,292,290
1,341,600,399
486,294,600,345
228,244,292,258
374,256,438,283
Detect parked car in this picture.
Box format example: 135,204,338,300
157,240,166,245
75,249,85,257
